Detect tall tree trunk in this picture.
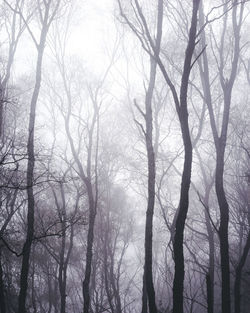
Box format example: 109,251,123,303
18,25,48,313
118,0,199,311
143,55,158,313
141,1,163,310
172,115,192,313
198,2,244,311
172,2,200,312
216,141,231,313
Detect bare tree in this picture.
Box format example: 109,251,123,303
118,1,200,312
198,1,245,312
2,0,63,311
131,6,162,311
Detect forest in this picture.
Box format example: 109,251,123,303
0,0,250,312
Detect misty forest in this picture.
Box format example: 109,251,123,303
1,0,250,313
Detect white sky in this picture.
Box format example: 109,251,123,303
68,0,119,74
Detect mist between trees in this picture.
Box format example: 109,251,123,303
0,0,250,313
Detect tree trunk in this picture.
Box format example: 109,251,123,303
142,273,148,313
172,2,200,312
234,232,250,313
172,116,192,313
198,1,244,311
141,0,164,309
205,209,214,313
215,143,231,313
59,217,66,313
203,184,215,313
18,28,47,313
143,55,158,313
62,67,99,313
83,181,96,313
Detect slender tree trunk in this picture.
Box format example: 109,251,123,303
141,0,164,309
64,100,97,313
172,2,200,312
234,231,250,313
143,55,158,313
18,28,47,313
62,65,99,313
83,181,96,313
198,2,244,311
59,218,66,313
205,209,214,313
108,239,122,313
172,116,192,313
201,181,215,313
216,142,231,313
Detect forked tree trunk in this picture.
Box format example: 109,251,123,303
198,2,244,312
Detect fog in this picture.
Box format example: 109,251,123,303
0,1,250,313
